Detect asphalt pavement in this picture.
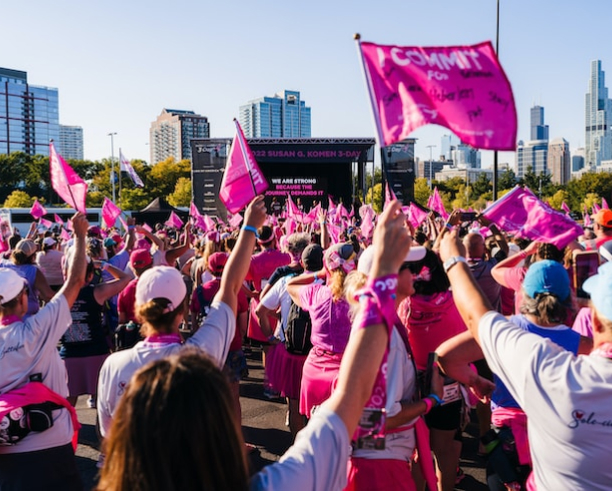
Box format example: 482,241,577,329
75,346,488,490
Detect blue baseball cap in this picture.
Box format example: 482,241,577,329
583,262,612,322
522,260,571,301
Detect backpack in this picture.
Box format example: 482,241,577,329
114,321,142,351
284,301,313,355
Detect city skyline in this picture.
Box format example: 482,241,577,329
3,0,612,168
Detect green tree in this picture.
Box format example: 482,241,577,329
498,168,517,191
583,193,601,212
147,158,191,198
168,177,192,207
471,172,492,198
121,188,152,211
546,189,569,210
365,183,383,213
3,190,37,208
414,178,430,207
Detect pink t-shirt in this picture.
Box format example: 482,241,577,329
246,248,291,342
502,267,527,316
117,278,139,323
399,291,467,371
299,283,352,354
572,307,593,338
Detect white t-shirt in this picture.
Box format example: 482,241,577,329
351,325,417,461
97,300,235,437
250,406,350,491
479,311,612,490
260,275,294,341
0,295,74,453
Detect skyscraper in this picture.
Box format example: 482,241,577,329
0,67,59,156
530,105,549,141
59,125,84,160
548,138,570,185
239,90,311,138
585,60,612,169
149,109,210,164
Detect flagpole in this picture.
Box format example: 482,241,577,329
492,0,500,201
50,141,81,213
118,147,123,205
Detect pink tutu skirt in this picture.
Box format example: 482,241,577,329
266,343,307,399
299,347,343,418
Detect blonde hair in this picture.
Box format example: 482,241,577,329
136,297,187,337
343,271,367,320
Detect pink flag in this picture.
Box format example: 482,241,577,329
190,202,208,231
361,208,375,239
119,150,144,188
49,143,88,213
327,223,342,244
328,196,336,217
284,217,297,236
203,215,216,232
358,39,517,150
118,216,128,232
561,201,571,215
603,198,610,210
482,186,583,249
54,214,64,225
142,223,153,233
39,218,53,229
102,197,122,228
408,202,429,229
228,213,243,229
219,120,269,213
30,200,47,220
0,239,8,254
427,187,449,219
584,212,592,227
286,194,301,218
592,203,601,214
60,228,71,242
165,211,184,229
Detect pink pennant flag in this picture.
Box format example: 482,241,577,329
228,213,243,229
408,202,429,229
385,184,398,207
286,194,302,218
327,223,342,244
142,223,153,233
102,197,122,228
60,228,71,242
561,201,571,215
30,200,47,220
482,186,583,249
427,187,449,219
592,203,601,214
165,211,184,229
203,215,216,232
189,202,208,231
49,142,88,213
119,150,144,188
219,120,269,213
284,217,297,236
361,209,375,239
54,214,64,225
336,203,349,220
39,218,53,229
603,198,610,210
357,39,517,150
328,196,336,216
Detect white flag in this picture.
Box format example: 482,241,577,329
119,150,144,188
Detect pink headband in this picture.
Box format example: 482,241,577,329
325,249,356,274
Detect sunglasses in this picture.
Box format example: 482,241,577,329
400,262,423,275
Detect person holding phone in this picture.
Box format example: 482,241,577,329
582,208,612,251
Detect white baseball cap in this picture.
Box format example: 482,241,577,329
135,266,187,313
357,245,427,275
0,268,27,305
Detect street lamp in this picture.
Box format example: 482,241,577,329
426,145,437,189
108,132,117,202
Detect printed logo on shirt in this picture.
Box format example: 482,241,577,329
118,381,128,396
0,343,24,360
568,409,612,429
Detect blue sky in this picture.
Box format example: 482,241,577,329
4,0,611,169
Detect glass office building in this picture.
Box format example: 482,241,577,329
149,108,210,164
0,68,59,156
585,60,612,169
239,90,311,138
59,125,84,160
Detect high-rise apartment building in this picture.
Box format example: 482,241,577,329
239,90,311,138
59,125,84,160
0,67,59,156
572,147,586,173
149,109,210,164
530,105,549,140
585,60,612,169
548,138,570,185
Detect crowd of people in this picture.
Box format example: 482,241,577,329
0,194,611,491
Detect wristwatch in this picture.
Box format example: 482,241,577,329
443,256,467,273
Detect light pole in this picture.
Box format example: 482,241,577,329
108,132,117,202
426,145,437,189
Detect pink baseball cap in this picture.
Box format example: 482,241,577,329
135,266,187,313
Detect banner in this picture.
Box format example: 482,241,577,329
358,39,517,150
219,120,269,213
49,143,88,213
482,186,583,248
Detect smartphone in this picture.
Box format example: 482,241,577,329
573,251,599,298
461,212,478,222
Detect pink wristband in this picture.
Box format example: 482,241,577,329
423,397,433,415
354,274,398,332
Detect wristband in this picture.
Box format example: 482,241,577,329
423,397,434,415
519,250,528,259
427,393,443,407
354,274,398,332
242,225,260,238
128,225,135,230
267,335,276,343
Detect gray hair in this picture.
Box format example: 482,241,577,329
519,291,571,325
286,233,311,256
